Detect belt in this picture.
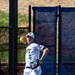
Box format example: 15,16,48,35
26,66,31,68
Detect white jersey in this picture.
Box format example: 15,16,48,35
25,42,45,67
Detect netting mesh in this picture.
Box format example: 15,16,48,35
33,7,58,75
60,8,75,75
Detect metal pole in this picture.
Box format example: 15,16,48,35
58,5,61,75
9,0,18,75
32,7,35,33
29,5,31,32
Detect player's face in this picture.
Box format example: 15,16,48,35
26,36,34,44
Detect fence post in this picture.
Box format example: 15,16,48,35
58,5,61,75
29,5,31,32
9,0,18,75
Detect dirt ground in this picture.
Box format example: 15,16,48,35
0,0,75,15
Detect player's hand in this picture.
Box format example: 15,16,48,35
38,59,42,64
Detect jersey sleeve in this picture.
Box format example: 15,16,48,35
38,44,45,51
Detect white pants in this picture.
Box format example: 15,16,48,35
23,66,42,75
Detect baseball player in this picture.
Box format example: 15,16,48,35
23,32,49,75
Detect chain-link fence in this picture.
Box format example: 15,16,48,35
0,5,75,75
0,27,29,75
59,7,75,75
32,7,58,75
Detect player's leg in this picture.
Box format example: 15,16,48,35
23,68,32,75
30,66,42,75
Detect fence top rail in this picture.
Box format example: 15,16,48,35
0,26,12,28
0,26,29,29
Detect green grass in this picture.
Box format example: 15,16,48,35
18,48,26,62
18,13,28,25
0,11,29,62
0,10,29,62
0,42,27,62
0,11,9,26
0,11,29,26
0,27,29,62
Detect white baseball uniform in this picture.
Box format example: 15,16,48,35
23,42,45,75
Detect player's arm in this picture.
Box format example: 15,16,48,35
39,47,49,61
30,46,49,69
